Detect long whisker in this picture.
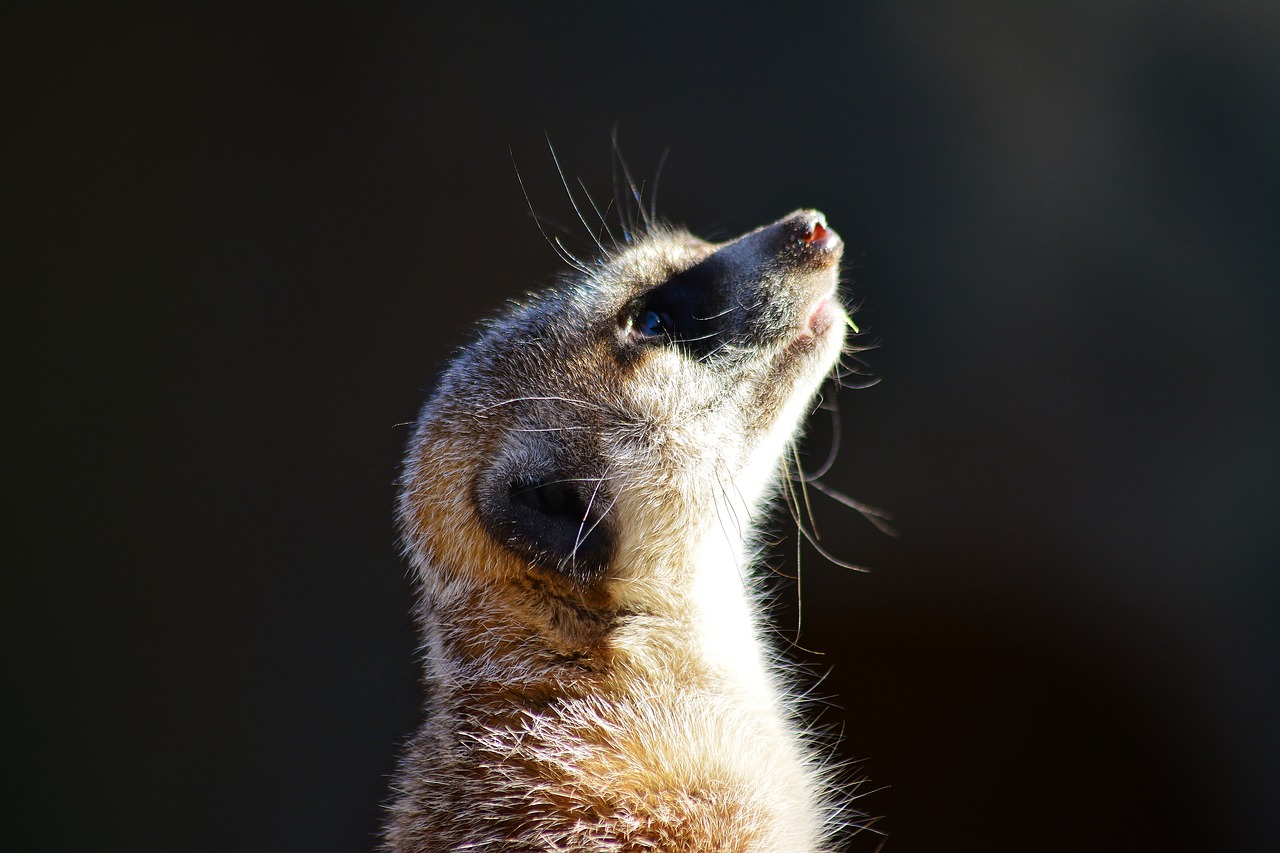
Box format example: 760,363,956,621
796,515,807,646
779,452,825,653
478,396,608,414
715,470,746,543
789,441,821,540
712,470,748,588
795,521,873,573
780,441,878,573
692,304,744,321
577,177,617,248
546,132,607,259
609,125,633,241
835,373,883,391
696,342,743,363
508,474,614,501
806,479,896,537
566,476,607,572
509,426,590,433
802,384,842,482
510,147,590,274
649,146,670,224
777,453,803,575
611,128,651,230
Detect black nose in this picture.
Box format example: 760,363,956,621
622,211,844,359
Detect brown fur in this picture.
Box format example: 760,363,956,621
385,211,855,851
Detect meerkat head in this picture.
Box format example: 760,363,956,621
399,209,847,620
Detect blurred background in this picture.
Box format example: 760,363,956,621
9,3,1278,851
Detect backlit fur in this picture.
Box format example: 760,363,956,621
386,213,854,851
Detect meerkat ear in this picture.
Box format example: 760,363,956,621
474,443,614,582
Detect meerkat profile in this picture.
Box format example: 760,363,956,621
385,207,860,851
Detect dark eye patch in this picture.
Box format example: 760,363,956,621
622,259,736,358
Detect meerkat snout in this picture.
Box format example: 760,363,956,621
619,209,843,360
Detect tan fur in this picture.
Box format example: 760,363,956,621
385,211,856,851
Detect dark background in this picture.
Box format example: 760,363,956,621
10,4,1278,852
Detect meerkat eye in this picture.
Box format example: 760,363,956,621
631,308,671,339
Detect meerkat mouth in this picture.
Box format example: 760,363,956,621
793,213,843,333
803,292,839,338
779,212,844,346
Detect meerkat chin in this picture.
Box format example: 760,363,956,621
385,209,856,852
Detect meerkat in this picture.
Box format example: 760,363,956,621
385,207,860,852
